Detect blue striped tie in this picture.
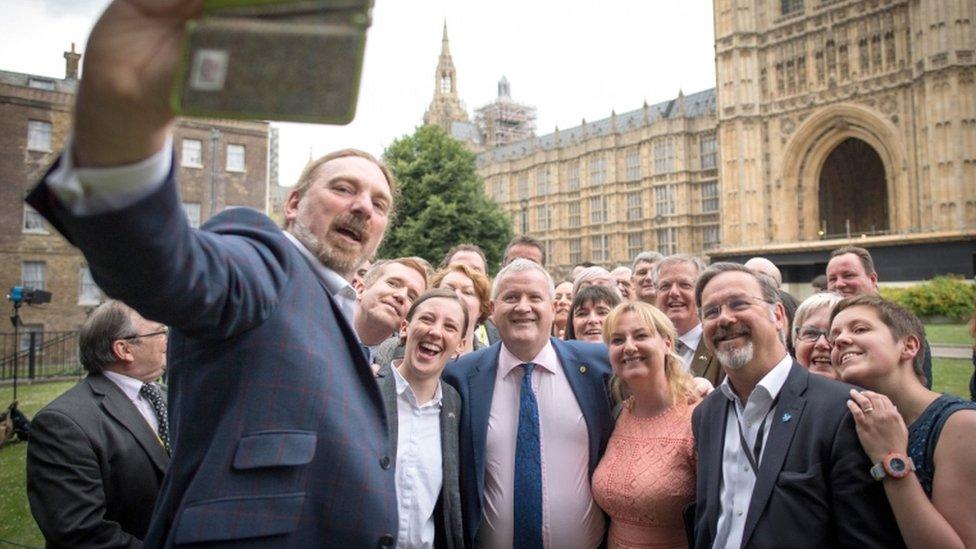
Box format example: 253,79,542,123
514,363,543,549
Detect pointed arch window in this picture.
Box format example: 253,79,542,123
440,74,451,93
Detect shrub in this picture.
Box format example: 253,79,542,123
881,275,976,321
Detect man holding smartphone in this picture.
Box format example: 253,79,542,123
26,1,399,546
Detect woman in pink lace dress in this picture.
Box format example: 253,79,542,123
592,301,700,549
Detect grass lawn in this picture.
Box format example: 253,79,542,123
932,357,973,400
0,380,76,548
924,323,972,346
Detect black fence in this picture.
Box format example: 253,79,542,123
0,330,82,382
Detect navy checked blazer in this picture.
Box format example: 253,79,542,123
28,161,398,547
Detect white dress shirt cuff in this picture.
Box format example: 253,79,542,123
45,135,173,216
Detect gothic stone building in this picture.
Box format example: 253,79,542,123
711,0,976,284
435,0,976,283
477,91,720,280
0,47,270,336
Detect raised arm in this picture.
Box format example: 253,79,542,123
74,0,202,168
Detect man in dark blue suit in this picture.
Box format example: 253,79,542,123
25,1,398,546
443,259,613,548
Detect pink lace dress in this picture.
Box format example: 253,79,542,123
592,400,697,549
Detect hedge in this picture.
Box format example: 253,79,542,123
879,275,976,321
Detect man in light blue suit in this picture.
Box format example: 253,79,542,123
443,259,613,548
25,2,398,546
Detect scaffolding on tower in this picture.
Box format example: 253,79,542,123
475,76,537,147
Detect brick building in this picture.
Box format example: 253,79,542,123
0,46,270,335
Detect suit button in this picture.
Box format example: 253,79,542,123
379,456,391,469
378,534,395,548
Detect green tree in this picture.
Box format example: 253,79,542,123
379,125,512,271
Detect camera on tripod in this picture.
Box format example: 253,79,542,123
7,286,52,307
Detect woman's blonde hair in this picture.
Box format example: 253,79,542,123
603,301,699,407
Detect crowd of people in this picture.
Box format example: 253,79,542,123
21,2,976,548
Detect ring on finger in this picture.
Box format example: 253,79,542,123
863,407,874,413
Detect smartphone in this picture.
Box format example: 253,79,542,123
172,0,374,124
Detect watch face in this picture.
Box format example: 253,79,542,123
889,457,906,473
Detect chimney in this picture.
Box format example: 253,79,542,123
64,43,81,80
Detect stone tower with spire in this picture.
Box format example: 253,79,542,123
423,21,469,133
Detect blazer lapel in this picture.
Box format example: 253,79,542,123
467,344,500,499
700,392,729,543
88,375,170,473
312,274,390,433
375,363,399,454
740,363,808,547
690,338,710,377
550,338,604,474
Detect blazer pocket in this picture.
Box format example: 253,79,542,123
174,492,305,544
232,430,317,470
773,463,829,524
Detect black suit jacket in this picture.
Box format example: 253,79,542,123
690,362,904,549
27,374,170,548
688,336,724,388
376,363,464,549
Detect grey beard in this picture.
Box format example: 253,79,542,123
289,219,361,278
716,340,754,371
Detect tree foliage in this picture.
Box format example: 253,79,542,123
378,125,512,271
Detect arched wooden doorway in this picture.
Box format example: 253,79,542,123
818,137,889,236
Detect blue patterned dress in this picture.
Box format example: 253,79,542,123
906,393,976,497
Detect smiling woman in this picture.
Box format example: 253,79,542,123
830,295,976,548
592,301,700,549
564,285,622,342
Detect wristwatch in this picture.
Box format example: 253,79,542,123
870,452,915,481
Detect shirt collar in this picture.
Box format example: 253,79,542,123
282,230,358,321
390,360,443,409
678,323,703,351
720,353,793,405
498,338,558,379
101,370,146,402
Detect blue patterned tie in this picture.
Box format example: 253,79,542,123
514,363,543,549
140,383,170,454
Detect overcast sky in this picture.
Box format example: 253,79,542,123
2,0,716,187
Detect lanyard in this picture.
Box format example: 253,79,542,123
729,395,779,475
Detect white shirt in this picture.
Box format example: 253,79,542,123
391,364,443,549
101,371,161,435
677,323,704,370
45,139,358,326
479,341,605,549
712,354,793,549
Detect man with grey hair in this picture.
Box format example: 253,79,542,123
744,257,783,288
653,254,723,386
687,263,903,548
27,300,170,547
502,235,546,267
631,251,664,304
610,266,634,300
444,258,613,548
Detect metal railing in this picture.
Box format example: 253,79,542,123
0,330,82,381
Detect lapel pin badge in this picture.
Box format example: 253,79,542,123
579,365,588,374
698,355,707,361
781,412,793,423
448,412,456,419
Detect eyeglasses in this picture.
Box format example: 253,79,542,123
796,326,831,343
700,295,773,321
120,328,168,340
